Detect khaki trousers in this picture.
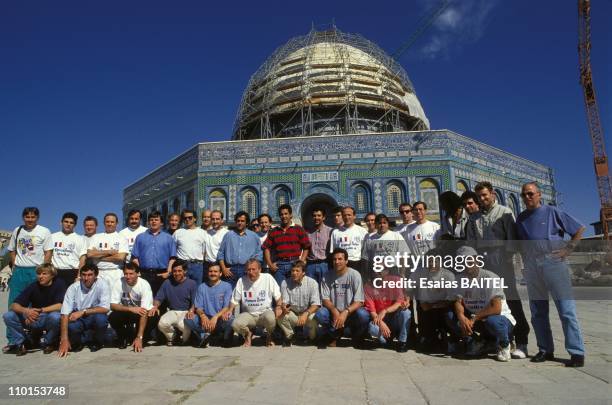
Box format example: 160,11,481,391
232,310,276,337
277,311,318,340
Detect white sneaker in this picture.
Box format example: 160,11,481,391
511,344,528,359
496,344,511,362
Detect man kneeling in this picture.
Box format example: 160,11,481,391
446,246,516,361
109,262,154,352
229,259,283,347
148,260,197,346
58,262,111,357
184,264,234,347
276,261,320,346
3,263,66,355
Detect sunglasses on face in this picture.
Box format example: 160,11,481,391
521,192,536,198
399,210,411,214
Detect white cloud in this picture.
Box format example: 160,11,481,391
414,0,501,59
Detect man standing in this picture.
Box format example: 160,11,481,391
516,182,586,367
57,263,111,356
229,259,283,347
257,213,272,245
108,262,154,352
218,211,263,287
166,213,181,235
315,248,370,349
183,264,234,347
306,208,332,283
119,210,148,263
173,209,207,284
263,204,311,285
465,181,530,359
131,211,176,296
203,210,229,275
201,209,213,231
277,261,320,345
148,260,197,345
439,191,468,240
363,212,377,239
329,206,368,274
82,216,98,247
3,263,65,355
401,201,441,256
87,213,129,287
362,214,408,276
7,207,51,305
394,202,415,233
332,206,344,229
44,212,87,286
447,246,516,362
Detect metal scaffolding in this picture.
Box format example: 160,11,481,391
232,27,430,140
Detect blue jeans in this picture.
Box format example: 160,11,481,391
273,260,294,286
446,311,513,347
524,256,585,356
306,261,329,284
368,309,411,343
184,314,234,344
67,313,109,346
3,311,61,347
186,261,204,285
315,307,370,340
223,264,246,288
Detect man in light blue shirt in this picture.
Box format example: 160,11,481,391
217,211,263,287
131,211,177,296
184,264,234,347
57,262,111,357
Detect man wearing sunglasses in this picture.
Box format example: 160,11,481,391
516,182,586,367
173,209,207,285
394,202,415,233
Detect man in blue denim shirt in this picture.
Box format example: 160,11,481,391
516,182,586,367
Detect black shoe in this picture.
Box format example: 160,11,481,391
531,351,554,363
117,339,128,350
316,336,330,349
396,341,409,353
282,337,293,347
42,345,56,355
71,343,83,353
565,355,585,368
16,344,27,357
89,344,101,353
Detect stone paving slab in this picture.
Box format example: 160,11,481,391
0,291,610,405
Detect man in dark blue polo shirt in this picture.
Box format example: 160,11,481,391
3,263,66,355
131,211,177,296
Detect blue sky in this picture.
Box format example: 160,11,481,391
1,0,610,234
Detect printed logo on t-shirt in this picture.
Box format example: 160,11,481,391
18,237,35,255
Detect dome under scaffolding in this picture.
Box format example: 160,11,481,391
232,27,430,140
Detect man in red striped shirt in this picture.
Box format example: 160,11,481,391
263,204,310,285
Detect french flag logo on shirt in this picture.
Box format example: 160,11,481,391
55,242,63,248
244,291,253,299
343,236,348,243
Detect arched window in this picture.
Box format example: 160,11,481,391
507,194,519,217
161,202,169,222
275,186,291,212
241,188,258,219
386,181,404,216
456,180,468,195
352,183,370,214
209,189,227,218
185,190,195,210
419,179,439,213
172,197,180,213
495,188,505,205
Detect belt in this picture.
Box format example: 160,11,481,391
277,257,300,262
308,259,327,264
187,259,204,263
140,268,166,273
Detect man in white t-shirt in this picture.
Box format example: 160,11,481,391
329,206,368,274
229,259,283,347
401,201,441,256
109,262,154,352
173,209,207,284
118,209,148,263
44,212,87,287
82,216,98,248
87,213,129,286
203,210,228,271
200,209,213,231
7,207,52,305
447,246,516,362
362,213,409,276
394,202,415,233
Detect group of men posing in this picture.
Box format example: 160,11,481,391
3,181,586,367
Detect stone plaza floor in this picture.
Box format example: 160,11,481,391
0,289,610,405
